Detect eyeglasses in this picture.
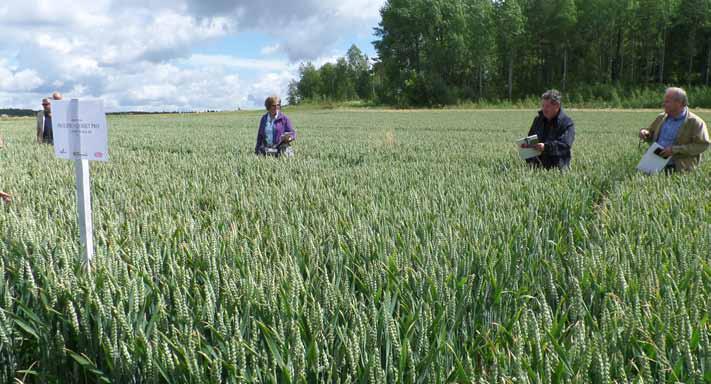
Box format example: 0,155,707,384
269,104,281,108
42,103,50,106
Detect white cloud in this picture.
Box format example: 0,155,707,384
187,54,289,72
335,0,384,20
0,69,44,92
260,44,281,56
0,0,384,111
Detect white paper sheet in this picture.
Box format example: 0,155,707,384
516,134,542,160
637,142,671,174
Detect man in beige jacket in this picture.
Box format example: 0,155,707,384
639,87,710,172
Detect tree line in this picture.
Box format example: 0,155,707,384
0,109,35,117
289,0,711,107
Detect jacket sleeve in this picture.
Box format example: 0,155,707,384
543,118,575,157
36,113,43,143
284,116,296,140
645,114,665,143
672,120,711,156
527,116,539,137
255,115,265,154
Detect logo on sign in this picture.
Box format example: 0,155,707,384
95,152,103,158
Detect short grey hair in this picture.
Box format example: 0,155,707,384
541,89,562,104
665,87,688,107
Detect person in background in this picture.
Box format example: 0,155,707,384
639,87,709,172
36,98,53,144
520,89,576,170
36,92,62,145
255,96,296,157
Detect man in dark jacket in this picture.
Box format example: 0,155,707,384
522,89,576,170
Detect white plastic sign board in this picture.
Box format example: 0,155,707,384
53,99,108,162
51,98,109,266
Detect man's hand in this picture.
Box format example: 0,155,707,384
0,192,11,203
639,129,651,140
660,147,674,158
533,143,545,152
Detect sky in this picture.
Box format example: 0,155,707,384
0,0,385,112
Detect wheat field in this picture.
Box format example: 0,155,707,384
0,109,709,383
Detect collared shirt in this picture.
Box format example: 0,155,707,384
657,107,687,148
265,112,279,146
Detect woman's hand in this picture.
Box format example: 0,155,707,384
0,191,11,203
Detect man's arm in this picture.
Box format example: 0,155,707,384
36,113,43,143
527,116,539,137
522,116,540,149
542,120,575,157
672,121,711,157
640,114,665,142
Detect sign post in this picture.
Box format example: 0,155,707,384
52,99,108,266
75,159,94,263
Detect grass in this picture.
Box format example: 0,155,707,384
0,109,709,383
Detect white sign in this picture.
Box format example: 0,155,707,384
51,98,109,267
53,99,108,162
637,142,671,174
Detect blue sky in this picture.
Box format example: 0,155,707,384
0,0,384,111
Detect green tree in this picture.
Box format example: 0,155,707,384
296,63,322,101
495,0,525,100
319,62,338,100
675,0,711,86
346,45,374,100
551,0,578,91
374,0,430,104
464,0,496,99
287,80,300,105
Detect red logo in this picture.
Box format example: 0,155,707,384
95,152,103,158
